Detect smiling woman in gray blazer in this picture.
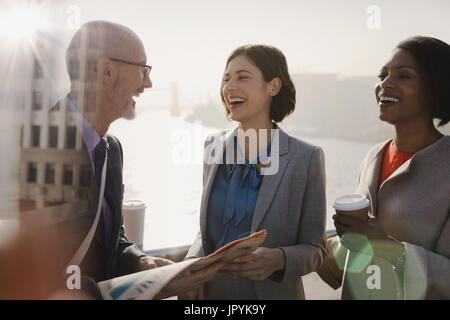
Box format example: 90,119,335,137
184,44,327,300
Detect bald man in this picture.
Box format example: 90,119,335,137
45,21,222,299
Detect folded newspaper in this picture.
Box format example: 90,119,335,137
97,229,267,300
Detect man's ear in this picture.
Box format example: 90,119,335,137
97,58,114,84
269,77,282,96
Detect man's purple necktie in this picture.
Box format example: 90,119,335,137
94,139,107,191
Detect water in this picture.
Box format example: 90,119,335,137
110,110,374,250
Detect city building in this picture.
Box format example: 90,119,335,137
19,32,92,223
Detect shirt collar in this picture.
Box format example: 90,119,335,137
65,95,107,153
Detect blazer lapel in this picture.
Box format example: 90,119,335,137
251,127,289,232
379,158,412,188
362,142,386,216
199,130,235,237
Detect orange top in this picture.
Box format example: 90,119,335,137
379,140,414,189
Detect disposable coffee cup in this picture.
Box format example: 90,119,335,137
333,194,370,221
122,200,146,249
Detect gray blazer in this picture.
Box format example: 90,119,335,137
185,125,327,300
342,136,450,299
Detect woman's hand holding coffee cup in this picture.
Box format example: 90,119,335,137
332,214,389,240
332,194,388,240
333,214,405,265
332,194,405,265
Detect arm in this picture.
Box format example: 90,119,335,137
333,207,450,299
185,231,205,259
116,223,147,275
280,147,328,281
109,136,146,275
317,151,371,289
109,136,172,274
403,214,450,299
184,134,220,260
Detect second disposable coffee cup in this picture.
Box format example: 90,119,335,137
122,200,146,249
333,194,370,221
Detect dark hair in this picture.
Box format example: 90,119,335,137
220,44,296,123
397,36,450,126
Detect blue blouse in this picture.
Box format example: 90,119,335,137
206,136,272,254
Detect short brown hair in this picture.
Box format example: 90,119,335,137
220,44,296,123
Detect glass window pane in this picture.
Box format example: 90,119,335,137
31,125,40,147
48,126,58,148
69,60,80,80
63,164,73,185
34,60,43,79
45,163,55,184
27,162,37,183
32,91,42,110
65,126,76,149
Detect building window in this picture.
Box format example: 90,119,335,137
34,61,43,79
70,91,78,108
31,125,40,147
79,164,91,187
63,164,74,186
48,126,58,148
69,60,80,80
45,163,55,184
32,91,42,110
87,61,97,80
65,126,76,149
84,90,96,112
27,162,37,183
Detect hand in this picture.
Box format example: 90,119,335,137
333,214,404,264
178,284,205,300
154,262,224,300
138,255,174,271
333,214,389,240
220,247,285,281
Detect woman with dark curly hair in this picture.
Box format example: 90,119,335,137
184,44,327,299
329,36,450,300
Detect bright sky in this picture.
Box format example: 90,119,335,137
1,0,450,107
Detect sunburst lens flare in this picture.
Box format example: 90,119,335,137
0,4,50,44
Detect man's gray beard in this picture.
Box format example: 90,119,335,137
122,101,136,120
112,78,136,120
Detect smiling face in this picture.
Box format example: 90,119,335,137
221,55,275,126
110,40,152,120
375,48,432,126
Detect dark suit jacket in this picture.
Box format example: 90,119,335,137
80,133,146,281
29,97,146,289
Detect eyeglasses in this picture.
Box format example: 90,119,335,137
108,57,152,79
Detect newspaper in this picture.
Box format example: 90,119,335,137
97,229,267,300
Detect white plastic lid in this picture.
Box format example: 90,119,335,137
333,194,370,211
122,200,146,211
